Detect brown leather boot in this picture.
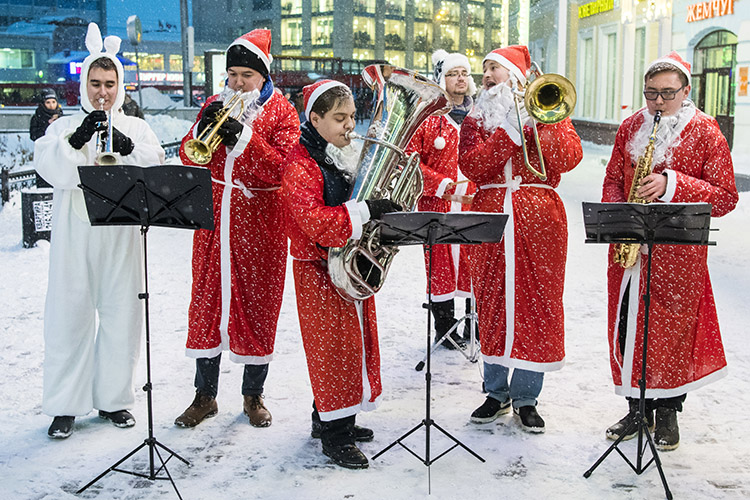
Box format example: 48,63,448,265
243,394,272,427
174,392,218,428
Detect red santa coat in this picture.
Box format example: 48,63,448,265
459,116,582,371
602,107,738,398
406,114,474,299
180,91,300,363
281,143,382,420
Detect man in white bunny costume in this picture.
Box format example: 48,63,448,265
35,23,164,439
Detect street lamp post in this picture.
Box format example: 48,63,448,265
180,0,192,107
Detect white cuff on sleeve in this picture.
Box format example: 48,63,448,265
500,119,522,146
227,124,253,159
345,199,369,240
659,169,677,202
435,177,452,198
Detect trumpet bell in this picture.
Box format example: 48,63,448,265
96,152,118,166
525,73,577,124
184,138,212,165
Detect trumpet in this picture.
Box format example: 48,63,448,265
96,98,117,166
512,62,577,181
184,91,245,165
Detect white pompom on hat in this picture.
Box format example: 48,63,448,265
432,49,477,96
482,45,531,86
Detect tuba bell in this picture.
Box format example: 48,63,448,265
512,61,577,181
327,64,451,302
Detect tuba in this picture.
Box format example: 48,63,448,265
512,62,577,181
613,110,662,268
327,64,451,302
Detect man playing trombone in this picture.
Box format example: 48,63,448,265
175,29,300,429
459,45,582,433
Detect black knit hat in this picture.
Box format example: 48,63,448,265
226,44,268,79
41,88,57,102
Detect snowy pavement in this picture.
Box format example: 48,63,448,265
0,141,748,499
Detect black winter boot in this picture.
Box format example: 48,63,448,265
432,300,464,350
654,407,680,451
48,416,75,439
320,416,369,469
605,399,655,441
311,402,374,442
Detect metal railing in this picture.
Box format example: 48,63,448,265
1,139,184,205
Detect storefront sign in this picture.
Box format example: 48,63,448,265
686,0,734,22
740,67,748,97
138,72,184,83
578,0,614,18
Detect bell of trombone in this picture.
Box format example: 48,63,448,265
524,73,577,124
515,65,577,181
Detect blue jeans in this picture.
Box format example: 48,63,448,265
484,362,544,408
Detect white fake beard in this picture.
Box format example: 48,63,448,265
627,101,696,167
470,83,515,133
218,87,261,126
325,142,362,182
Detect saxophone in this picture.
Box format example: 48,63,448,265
613,110,662,268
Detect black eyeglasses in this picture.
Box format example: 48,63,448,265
643,86,685,101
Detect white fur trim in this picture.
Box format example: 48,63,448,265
229,37,272,73
614,366,727,399
483,53,527,85
305,81,348,120
647,57,691,82
659,169,677,202
482,355,565,373
435,177,452,198
228,123,253,158
345,199,366,240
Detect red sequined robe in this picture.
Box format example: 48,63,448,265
602,107,738,397
407,114,474,300
459,116,582,371
179,91,300,363
282,143,382,421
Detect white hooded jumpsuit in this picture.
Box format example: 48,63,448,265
34,24,165,416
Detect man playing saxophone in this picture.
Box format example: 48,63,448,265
602,52,738,450
460,45,582,433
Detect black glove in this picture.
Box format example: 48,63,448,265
69,110,107,150
216,117,243,148
366,199,403,219
111,127,134,156
196,100,224,135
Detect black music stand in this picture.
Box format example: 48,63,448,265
372,211,508,490
581,202,714,500
75,164,214,499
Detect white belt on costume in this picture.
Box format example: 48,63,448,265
479,175,553,192
211,176,280,199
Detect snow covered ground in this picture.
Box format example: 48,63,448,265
1,139,748,500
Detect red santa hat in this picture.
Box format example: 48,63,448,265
226,29,272,77
482,45,531,86
302,79,348,120
432,49,476,96
645,51,692,82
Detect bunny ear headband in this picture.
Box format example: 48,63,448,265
79,23,125,113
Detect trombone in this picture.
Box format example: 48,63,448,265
512,62,577,181
184,91,245,165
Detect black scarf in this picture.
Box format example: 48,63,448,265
300,121,352,208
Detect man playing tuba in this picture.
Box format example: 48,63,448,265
601,52,738,451
460,45,582,433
